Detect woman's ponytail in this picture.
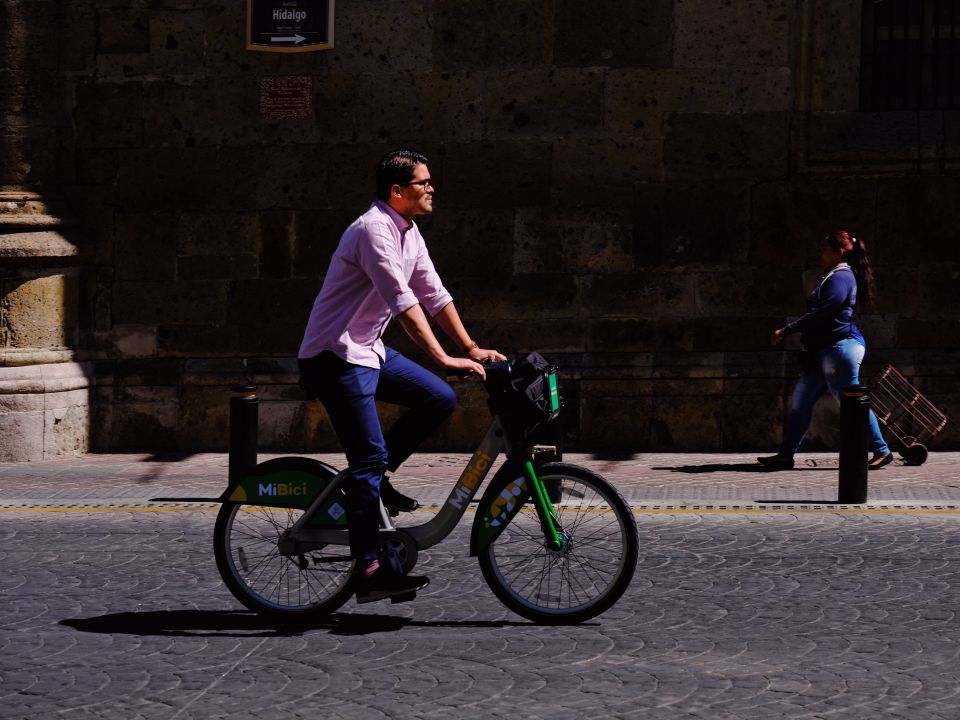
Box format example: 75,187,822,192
826,230,875,311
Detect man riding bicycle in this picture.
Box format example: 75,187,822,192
298,150,505,604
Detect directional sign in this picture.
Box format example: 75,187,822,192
246,0,334,53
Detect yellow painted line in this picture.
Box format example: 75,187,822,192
0,505,219,513
1,504,960,516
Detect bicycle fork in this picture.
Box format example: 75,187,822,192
523,461,565,551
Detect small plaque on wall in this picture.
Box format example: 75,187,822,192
247,0,334,53
260,76,313,121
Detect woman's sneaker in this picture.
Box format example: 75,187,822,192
355,565,429,605
868,452,894,470
380,476,420,514
757,454,795,470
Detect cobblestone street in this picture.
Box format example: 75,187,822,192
3,452,960,719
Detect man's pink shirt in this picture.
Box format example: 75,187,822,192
298,201,452,368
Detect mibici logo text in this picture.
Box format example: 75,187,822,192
257,483,308,497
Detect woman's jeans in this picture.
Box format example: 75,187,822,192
780,338,890,458
298,348,457,563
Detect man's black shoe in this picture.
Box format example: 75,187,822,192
380,476,420,513
757,454,795,470
354,566,429,605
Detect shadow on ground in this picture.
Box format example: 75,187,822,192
61,609,531,638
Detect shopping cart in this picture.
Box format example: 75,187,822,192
869,364,949,466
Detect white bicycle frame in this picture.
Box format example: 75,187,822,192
282,419,512,553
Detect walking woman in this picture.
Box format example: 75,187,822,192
759,230,893,470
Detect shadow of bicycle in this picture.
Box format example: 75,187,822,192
60,609,531,638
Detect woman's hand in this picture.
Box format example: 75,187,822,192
770,329,783,346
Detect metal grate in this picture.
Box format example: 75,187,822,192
861,0,960,110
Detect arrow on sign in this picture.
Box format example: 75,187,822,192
271,34,306,44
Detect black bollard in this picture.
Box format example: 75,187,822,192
229,385,258,486
838,385,870,504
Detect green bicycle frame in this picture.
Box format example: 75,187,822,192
524,461,563,551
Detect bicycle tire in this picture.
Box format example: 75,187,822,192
477,462,638,624
213,501,356,619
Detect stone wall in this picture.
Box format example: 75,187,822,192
3,0,958,454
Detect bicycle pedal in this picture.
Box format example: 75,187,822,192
390,591,416,604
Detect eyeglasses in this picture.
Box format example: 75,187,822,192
399,179,434,190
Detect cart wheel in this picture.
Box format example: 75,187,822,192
900,443,928,466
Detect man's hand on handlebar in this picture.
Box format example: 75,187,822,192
467,346,507,364
444,356,487,380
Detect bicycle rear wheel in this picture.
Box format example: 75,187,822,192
214,502,355,619
478,463,638,624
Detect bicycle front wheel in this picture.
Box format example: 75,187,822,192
478,463,638,624
213,502,356,620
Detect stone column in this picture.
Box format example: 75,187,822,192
0,192,92,461
1,1,92,461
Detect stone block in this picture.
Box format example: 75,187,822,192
803,0,861,111
74,82,145,149
695,269,798,317
514,207,635,275
331,0,432,74
110,325,158,358
44,396,89,456
178,254,259,282
259,209,294,279
226,279,320,354
148,10,206,75
462,319,587,354
156,320,243,357
634,181,750,266
420,208,514,278
433,0,553,69
748,179,878,267
215,144,329,211
674,0,793,68
291,208,357,278
144,77,258,148
442,141,552,208
62,3,96,73
875,178,960,264
456,274,578,321
589,318,695,353
919,267,960,317
554,137,662,206
96,8,150,54
484,69,604,138
0,409,44,461
581,273,696,318
116,148,218,212
554,0,672,68
692,317,781,352
112,281,228,325
1,274,78,349
649,393,722,450
580,393,653,451
945,112,960,169
314,71,424,144
802,112,940,170
412,72,484,142
720,393,785,451
105,399,180,451
177,384,230,450
113,212,177,281
664,112,790,180
177,212,260,257
897,319,960,350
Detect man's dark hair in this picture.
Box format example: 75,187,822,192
376,150,429,201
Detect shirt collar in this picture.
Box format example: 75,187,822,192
374,201,413,235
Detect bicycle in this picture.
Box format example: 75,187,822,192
212,358,639,624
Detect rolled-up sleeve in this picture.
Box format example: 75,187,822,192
356,224,419,316
408,239,453,316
